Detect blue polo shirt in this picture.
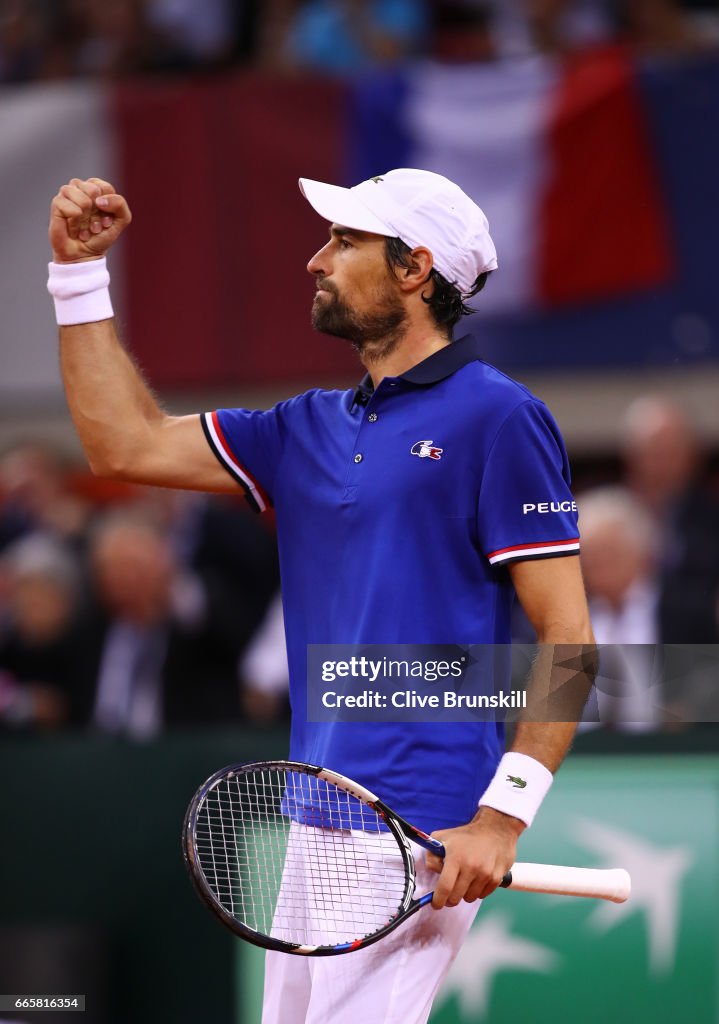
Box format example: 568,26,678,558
202,335,579,832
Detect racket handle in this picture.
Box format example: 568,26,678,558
416,835,445,858
500,862,631,903
407,829,446,858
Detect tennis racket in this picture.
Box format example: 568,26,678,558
183,760,630,956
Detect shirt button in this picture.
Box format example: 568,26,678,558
368,413,378,423
354,453,363,463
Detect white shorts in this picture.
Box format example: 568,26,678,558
261,829,479,1024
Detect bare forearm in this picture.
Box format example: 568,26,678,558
60,317,165,477
510,721,579,774
512,636,597,773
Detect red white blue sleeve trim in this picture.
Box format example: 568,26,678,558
487,538,580,566
201,411,270,513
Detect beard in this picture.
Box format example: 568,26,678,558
311,280,408,359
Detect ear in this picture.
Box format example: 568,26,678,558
393,246,434,294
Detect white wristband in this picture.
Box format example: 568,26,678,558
47,257,113,326
478,752,553,827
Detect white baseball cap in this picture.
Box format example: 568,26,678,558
299,168,498,297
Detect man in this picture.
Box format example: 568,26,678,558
0,532,80,731
621,396,719,644
578,485,660,730
47,168,593,1024
78,510,256,736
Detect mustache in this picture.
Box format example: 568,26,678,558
315,278,338,296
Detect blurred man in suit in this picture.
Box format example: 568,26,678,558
622,396,719,644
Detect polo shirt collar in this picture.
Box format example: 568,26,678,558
353,334,482,406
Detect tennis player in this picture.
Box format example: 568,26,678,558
48,169,594,1024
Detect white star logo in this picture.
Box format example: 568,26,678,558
573,818,693,974
438,911,560,1019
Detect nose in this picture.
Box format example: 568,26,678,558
307,239,331,277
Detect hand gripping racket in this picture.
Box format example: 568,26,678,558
183,760,630,956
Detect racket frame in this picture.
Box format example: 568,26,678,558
183,759,438,956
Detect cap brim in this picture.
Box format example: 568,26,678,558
299,178,393,236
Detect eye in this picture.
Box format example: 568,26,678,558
339,238,352,250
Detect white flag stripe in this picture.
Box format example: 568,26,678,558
489,541,580,565
405,58,559,314
202,412,267,512
0,81,116,401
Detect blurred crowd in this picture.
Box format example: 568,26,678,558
0,447,283,735
2,0,719,84
578,397,719,729
1,394,718,737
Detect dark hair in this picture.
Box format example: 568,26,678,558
384,236,490,333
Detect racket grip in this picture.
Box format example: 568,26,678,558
501,862,631,903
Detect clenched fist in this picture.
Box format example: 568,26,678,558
49,177,132,264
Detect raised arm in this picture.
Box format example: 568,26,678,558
49,177,237,492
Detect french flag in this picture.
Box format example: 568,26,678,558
3,52,717,407
348,47,719,369
350,46,674,315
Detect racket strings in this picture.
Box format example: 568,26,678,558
193,768,409,948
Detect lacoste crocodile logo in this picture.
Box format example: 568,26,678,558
370,176,385,184
507,774,527,789
410,440,443,460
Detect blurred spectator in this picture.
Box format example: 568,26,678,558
0,0,49,82
580,486,659,643
614,0,718,54
144,0,252,67
684,0,719,45
240,590,289,722
52,0,150,77
579,486,662,729
77,510,248,737
432,2,497,62
127,488,280,660
622,396,719,642
0,534,82,730
0,444,91,553
274,0,429,73
491,0,611,56
523,0,612,54
47,0,222,78
0,0,259,80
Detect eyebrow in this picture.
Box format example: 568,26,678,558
329,225,365,240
